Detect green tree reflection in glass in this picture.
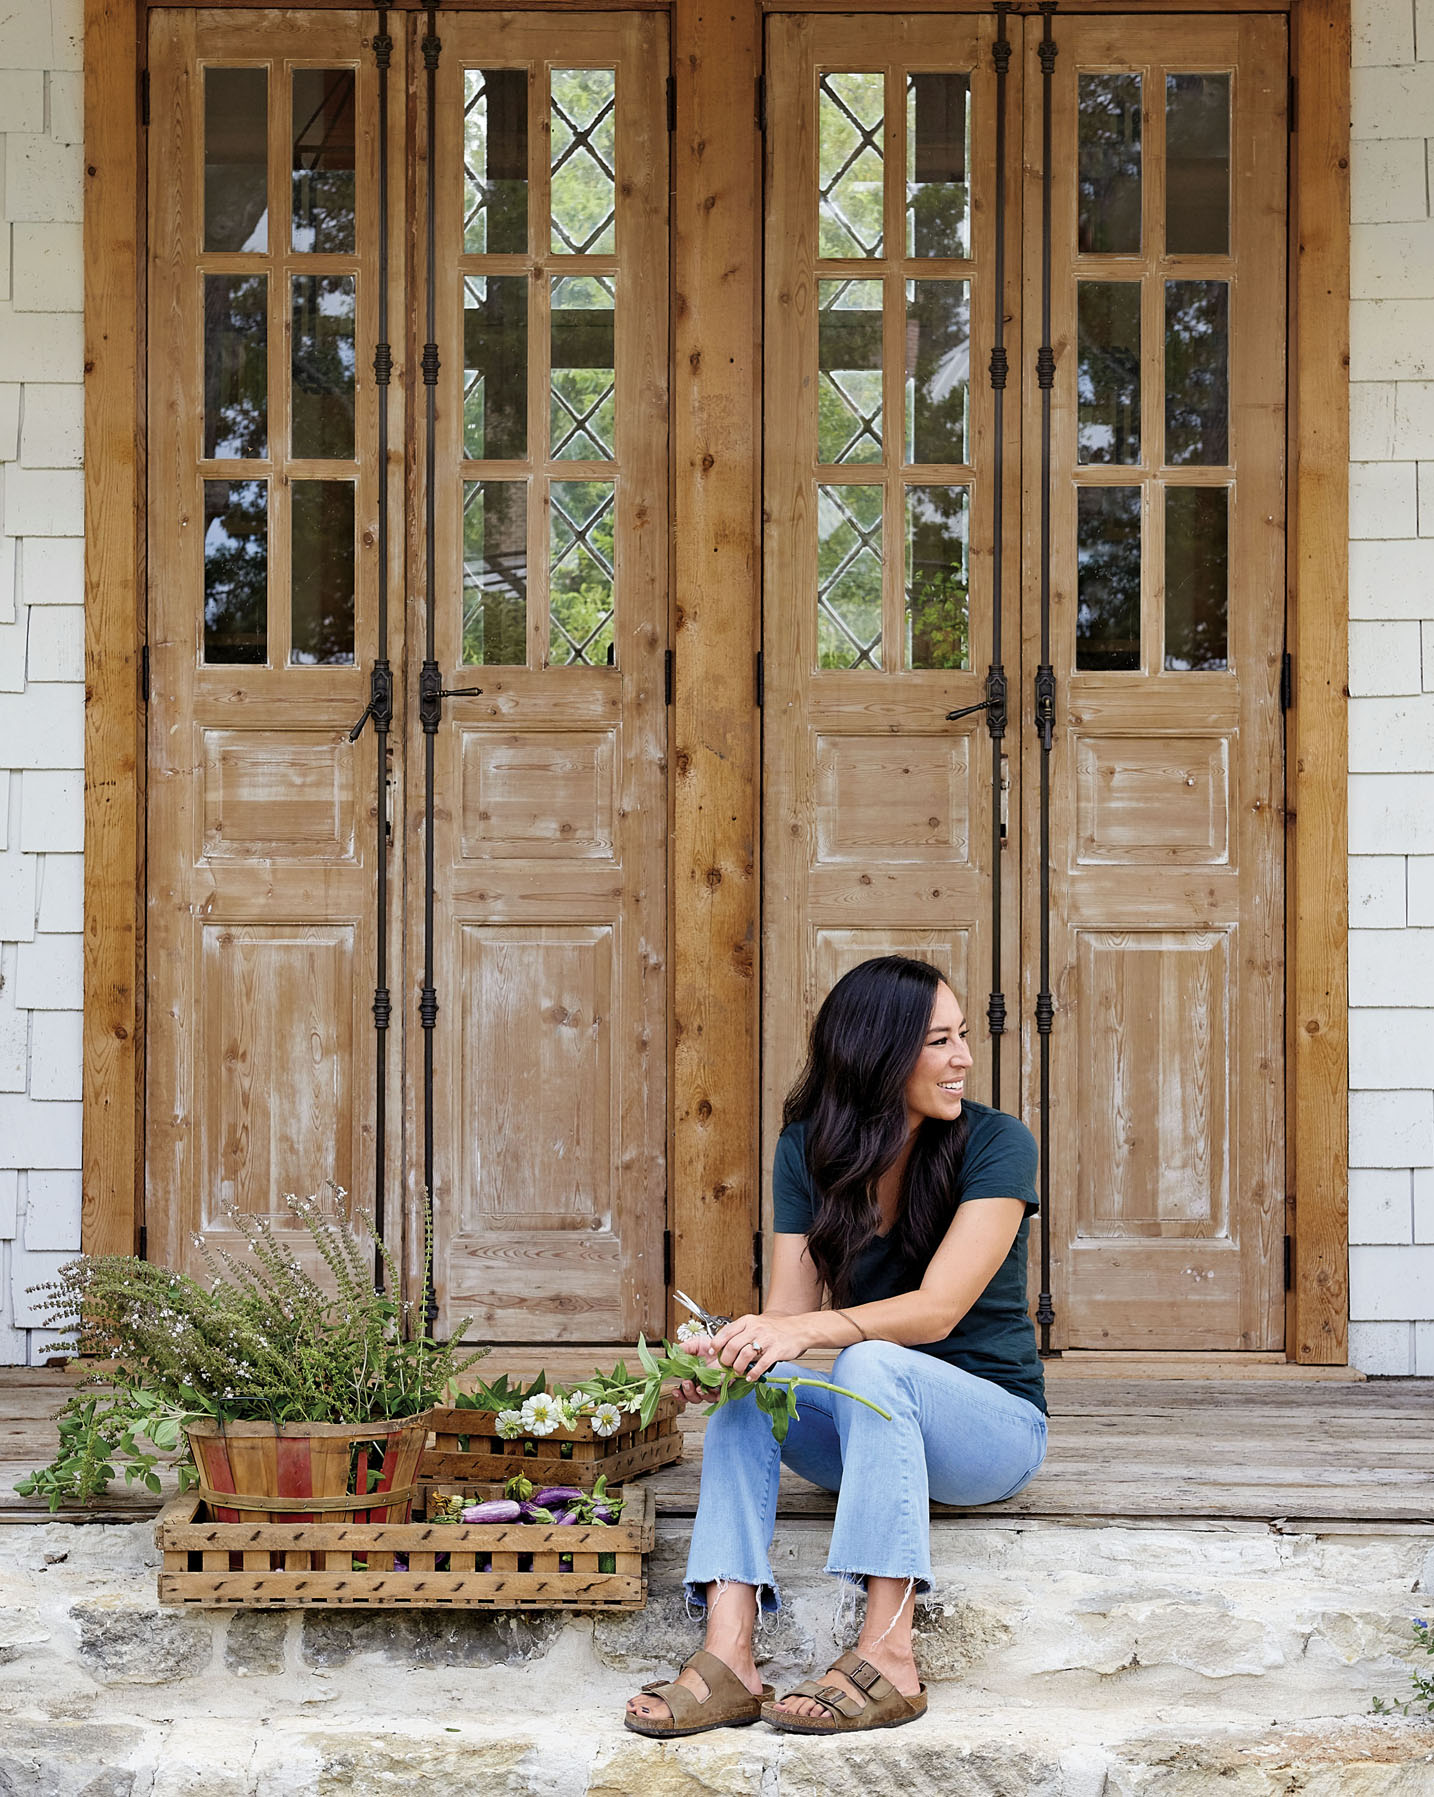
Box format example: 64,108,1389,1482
905,485,969,670
549,480,615,665
817,484,883,669
819,73,884,258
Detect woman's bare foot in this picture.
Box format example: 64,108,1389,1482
625,1647,766,1725
626,1580,765,1726
769,1635,922,1720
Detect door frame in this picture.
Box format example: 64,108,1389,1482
82,0,1350,1361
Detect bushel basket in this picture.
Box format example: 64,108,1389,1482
186,1414,431,1524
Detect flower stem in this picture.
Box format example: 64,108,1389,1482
764,1376,892,1420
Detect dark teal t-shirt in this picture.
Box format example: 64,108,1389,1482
772,1100,1047,1416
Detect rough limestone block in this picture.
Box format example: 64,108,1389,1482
1350,620,1423,696
223,1610,291,1677
1349,538,1434,619
1416,1168,1434,1241
0,849,38,939
1349,1168,1415,1244
1351,382,1397,460
1351,1321,1414,1376
1350,856,1407,927
29,1009,81,1101
70,1596,214,1687
1350,465,1420,541
0,1722,146,1797
1352,64,1434,140
19,769,81,848
3,133,81,225
18,380,81,468
1349,1089,1434,1168
1353,225,1434,302
0,72,44,133
1349,696,1434,772
14,931,81,1008
300,1608,566,1671
1351,140,1431,224
48,72,82,147
1354,0,1417,64
1350,1245,1434,1320
12,223,81,316
26,603,81,680
20,535,81,605
1350,773,1434,854
23,1168,80,1250
0,308,82,385
1350,928,1434,1006
36,851,81,931
1349,1008,1434,1090
0,688,83,769
1393,382,1434,459
2,466,82,536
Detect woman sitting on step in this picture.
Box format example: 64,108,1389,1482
625,954,1049,1738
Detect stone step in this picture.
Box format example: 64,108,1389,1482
3,1515,1434,1794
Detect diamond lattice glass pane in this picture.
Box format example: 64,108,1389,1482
1076,486,1141,671
205,68,268,252
464,68,528,254
1078,74,1142,255
203,479,268,664
551,275,616,460
1077,282,1141,465
550,70,615,256
291,69,356,253
1165,485,1228,670
464,275,528,460
549,480,615,665
906,281,970,464
463,480,528,665
1165,281,1229,466
819,73,884,258
907,73,969,258
290,480,355,665
291,275,356,460
1166,74,1230,255
906,485,969,669
818,279,882,465
817,483,883,669
204,274,267,459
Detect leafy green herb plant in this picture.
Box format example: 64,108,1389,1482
15,1191,486,1512
1371,1618,1434,1719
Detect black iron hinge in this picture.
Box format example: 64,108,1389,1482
140,643,150,705
755,650,764,710
138,1224,148,1261
756,75,766,133
666,75,676,134
663,1228,673,1288
665,647,674,706
140,69,149,127
1288,75,1297,133
1284,1233,1293,1291
753,1229,764,1294
1281,651,1293,712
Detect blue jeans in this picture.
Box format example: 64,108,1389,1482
683,1340,1048,1611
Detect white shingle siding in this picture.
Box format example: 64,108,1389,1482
0,1,1432,1366
1347,0,1434,1373
0,0,87,1363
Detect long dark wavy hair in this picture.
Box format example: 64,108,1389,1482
783,955,971,1305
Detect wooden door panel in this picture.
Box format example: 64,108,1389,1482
1022,14,1286,1350
421,12,669,1341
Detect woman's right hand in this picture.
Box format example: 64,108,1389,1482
672,1329,719,1406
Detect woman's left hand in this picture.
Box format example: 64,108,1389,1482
706,1313,812,1383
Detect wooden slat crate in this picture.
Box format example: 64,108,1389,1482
154,1482,655,1610
420,1394,682,1485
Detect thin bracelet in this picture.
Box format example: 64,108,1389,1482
834,1308,866,1342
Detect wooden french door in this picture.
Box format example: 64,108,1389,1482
145,8,669,1341
762,10,1287,1351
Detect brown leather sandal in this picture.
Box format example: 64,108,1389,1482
761,1650,928,1734
624,1648,776,1739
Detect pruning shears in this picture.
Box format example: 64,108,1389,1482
673,1289,733,1336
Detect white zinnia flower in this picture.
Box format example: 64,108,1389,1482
676,1320,710,1345
495,1408,525,1440
519,1393,564,1437
590,1402,623,1438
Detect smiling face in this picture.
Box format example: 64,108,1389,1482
903,981,974,1131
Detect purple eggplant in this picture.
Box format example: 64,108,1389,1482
589,1504,616,1524
461,1499,521,1524
534,1486,585,1509
550,1509,578,1525
518,1502,556,1523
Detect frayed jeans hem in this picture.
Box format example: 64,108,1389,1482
683,1574,783,1617
827,1566,932,1596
